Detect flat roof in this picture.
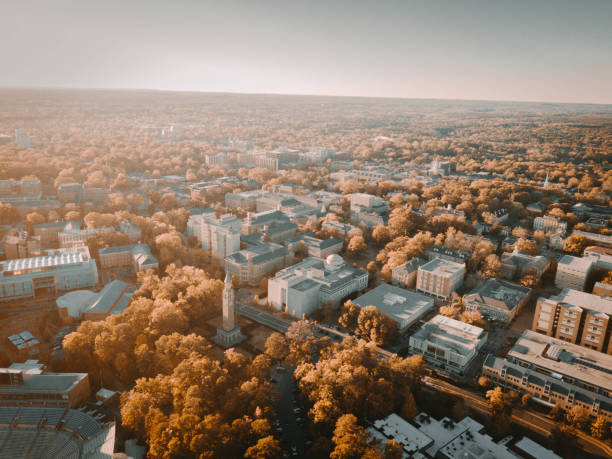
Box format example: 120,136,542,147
411,315,486,357
419,257,464,275
509,330,612,392
354,283,433,326
546,288,612,315
369,413,433,454
557,254,595,272
514,437,561,459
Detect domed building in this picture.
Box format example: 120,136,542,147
268,256,368,318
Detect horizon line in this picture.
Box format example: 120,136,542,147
1,85,611,107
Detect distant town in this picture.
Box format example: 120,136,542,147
0,89,610,458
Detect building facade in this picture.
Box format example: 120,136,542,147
0,247,98,300
463,278,531,323
268,255,368,318
532,288,612,353
416,258,465,299
98,244,158,272
188,212,242,259
391,258,427,289
224,242,292,287
555,255,594,291
409,315,487,375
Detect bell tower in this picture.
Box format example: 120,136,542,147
214,272,245,347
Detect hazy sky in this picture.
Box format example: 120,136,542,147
2,0,611,104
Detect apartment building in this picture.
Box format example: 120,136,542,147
555,255,594,291
0,246,98,300
242,210,297,243
224,242,292,287
571,230,612,249
500,250,550,280
532,288,612,353
350,193,389,227
482,330,612,421
409,315,487,375
188,212,242,259
426,245,470,264
225,190,265,211
268,255,368,318
59,227,113,248
416,258,465,300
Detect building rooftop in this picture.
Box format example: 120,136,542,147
508,330,612,393
545,288,612,315
463,278,531,313
411,315,486,357
86,280,133,315
557,254,595,273
0,247,92,276
353,283,433,328
368,413,433,456
225,242,289,266
418,258,465,276
392,257,427,275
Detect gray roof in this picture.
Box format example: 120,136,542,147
463,278,531,312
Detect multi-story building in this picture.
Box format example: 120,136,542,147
500,250,550,280
593,282,612,298
583,246,612,271
350,193,389,227
482,330,612,421
98,244,158,273
285,233,342,259
296,190,344,210
0,360,89,408
268,255,368,318
353,283,434,332
463,278,531,323
391,257,427,289
205,152,227,166
59,227,113,248
409,315,487,375
426,245,470,264
571,230,612,249
321,221,359,238
225,190,265,211
188,212,242,259
416,258,465,300
242,210,297,241
3,231,42,259
57,182,83,203
0,178,41,197
0,246,98,300
224,242,292,287
118,220,142,242
82,187,108,203
555,255,594,291
532,288,612,353
33,221,81,247
533,215,568,234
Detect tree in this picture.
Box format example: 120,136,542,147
563,235,589,256
347,235,367,256
478,376,492,390
244,436,282,459
515,238,538,256
356,306,398,346
383,440,403,459
590,415,608,439
521,393,532,407
458,310,485,327
330,414,377,459
481,254,503,278
264,332,289,362
485,387,516,417
338,300,360,332
565,406,590,430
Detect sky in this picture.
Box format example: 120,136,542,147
2,0,611,104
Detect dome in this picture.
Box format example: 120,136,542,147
326,254,344,266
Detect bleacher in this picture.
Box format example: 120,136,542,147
0,406,114,458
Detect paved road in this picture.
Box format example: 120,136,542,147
274,367,308,457
422,377,612,458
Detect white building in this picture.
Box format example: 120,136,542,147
533,215,567,234
0,247,98,300
224,242,292,287
350,193,389,227
268,255,368,318
353,283,434,332
409,315,487,375
59,227,114,248
188,212,242,259
555,255,594,291
416,258,464,300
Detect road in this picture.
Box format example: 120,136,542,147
274,367,308,457
422,377,612,458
